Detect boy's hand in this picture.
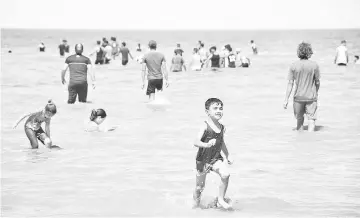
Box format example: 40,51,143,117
283,100,288,109
165,80,169,88
206,139,216,148
227,156,234,165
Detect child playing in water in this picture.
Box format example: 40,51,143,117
13,100,59,149
193,98,233,209
85,109,117,132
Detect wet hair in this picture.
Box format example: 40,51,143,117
45,99,57,114
205,98,223,110
90,109,107,121
341,40,346,44
96,40,101,45
250,40,254,43
209,46,216,52
225,44,232,52
149,44,156,49
63,39,67,43
200,43,204,48
355,55,359,59
75,43,84,55
297,42,313,60
122,42,126,46
193,48,199,53
102,37,106,41
111,37,116,41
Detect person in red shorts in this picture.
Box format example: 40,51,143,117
141,40,169,102
283,42,320,132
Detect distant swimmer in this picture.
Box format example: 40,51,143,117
238,56,251,68
89,40,105,65
193,98,234,209
119,42,134,66
141,40,169,102
334,40,349,66
103,40,113,64
39,42,45,52
85,109,117,132
284,42,320,132
111,37,120,60
189,48,202,71
198,42,208,68
13,100,60,149
170,49,186,72
203,46,221,71
59,39,69,57
225,45,235,68
355,55,360,64
250,40,258,55
136,43,142,52
61,44,96,104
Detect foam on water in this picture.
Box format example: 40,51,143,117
1,29,360,217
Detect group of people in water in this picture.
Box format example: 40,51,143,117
13,36,358,210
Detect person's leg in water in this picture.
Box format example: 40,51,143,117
193,170,207,208
305,101,318,132
78,82,88,103
293,101,305,131
68,83,78,104
25,127,39,149
212,160,231,209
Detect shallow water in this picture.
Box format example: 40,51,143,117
1,29,360,217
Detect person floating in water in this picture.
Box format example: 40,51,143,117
250,40,258,55
85,109,117,132
284,42,320,132
39,42,45,52
59,39,69,57
203,46,221,71
61,44,96,104
13,100,60,149
141,40,169,102
334,40,349,66
170,49,186,72
136,43,142,52
193,98,233,209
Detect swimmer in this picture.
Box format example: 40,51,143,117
250,40,258,55
355,55,360,64
193,98,233,209
119,42,134,66
39,42,45,52
203,46,221,71
334,40,349,66
189,48,202,71
13,100,59,149
85,109,117,132
170,49,186,72
136,43,142,52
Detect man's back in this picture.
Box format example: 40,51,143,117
65,54,91,84
143,51,165,79
288,60,320,102
120,47,130,60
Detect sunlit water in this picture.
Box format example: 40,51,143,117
1,29,360,217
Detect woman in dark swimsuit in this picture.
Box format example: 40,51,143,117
203,46,221,71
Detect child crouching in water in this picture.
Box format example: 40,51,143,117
13,100,59,149
85,109,117,132
193,98,233,209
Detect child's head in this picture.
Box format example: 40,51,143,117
297,42,313,60
90,109,107,125
205,98,224,120
355,55,359,61
193,48,199,54
96,40,101,45
122,42,126,47
200,43,204,48
341,40,346,45
44,99,57,118
210,46,216,53
235,48,241,54
250,40,254,43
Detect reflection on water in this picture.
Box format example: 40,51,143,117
1,29,360,217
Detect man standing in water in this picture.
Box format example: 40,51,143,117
334,40,349,66
141,40,169,102
61,44,96,104
283,42,320,132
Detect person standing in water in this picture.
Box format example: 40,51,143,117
334,40,349,66
39,42,46,52
111,37,119,60
141,40,169,102
59,40,69,57
13,100,59,149
89,40,105,65
189,48,202,71
85,109,117,132
136,43,142,52
284,42,320,132
250,40,258,55
170,49,186,72
61,44,96,104
193,98,233,209
119,42,134,66
203,46,221,71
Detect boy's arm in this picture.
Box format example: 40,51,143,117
13,112,33,129
194,123,211,148
221,127,233,164
61,64,69,84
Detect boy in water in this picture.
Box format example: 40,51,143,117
355,55,360,64
250,40,258,55
170,50,186,72
13,100,59,149
334,40,349,66
193,98,233,209
284,42,320,132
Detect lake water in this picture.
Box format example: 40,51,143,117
1,29,360,217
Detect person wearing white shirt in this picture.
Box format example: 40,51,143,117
189,48,202,71
334,40,349,66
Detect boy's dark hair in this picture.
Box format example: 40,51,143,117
209,46,216,52
355,55,359,59
200,43,204,47
297,42,313,60
96,40,101,45
45,99,57,114
250,40,254,43
90,108,107,121
193,48,198,53
205,98,223,110
122,42,126,46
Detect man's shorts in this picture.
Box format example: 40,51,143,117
242,63,249,68
95,59,104,65
146,79,163,95
122,59,128,66
68,82,88,104
293,101,318,120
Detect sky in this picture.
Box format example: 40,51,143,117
1,0,359,30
